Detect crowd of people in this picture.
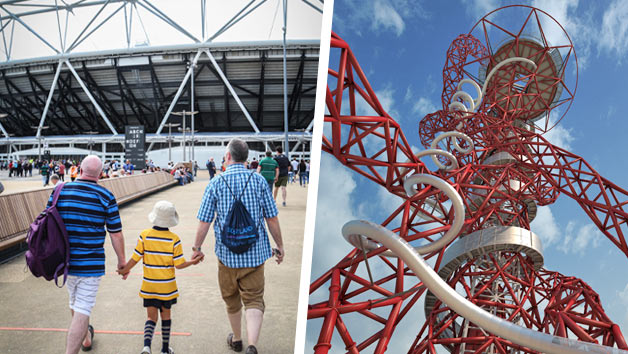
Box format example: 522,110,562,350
205,148,310,207
0,158,172,188
0,159,35,177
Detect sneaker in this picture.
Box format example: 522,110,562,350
141,346,151,354
245,345,258,354
227,333,243,352
160,348,174,354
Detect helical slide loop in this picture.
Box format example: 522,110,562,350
340,176,628,354
480,57,538,101
342,174,464,257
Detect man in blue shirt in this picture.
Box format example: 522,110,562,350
48,155,127,354
123,159,134,175
193,138,284,354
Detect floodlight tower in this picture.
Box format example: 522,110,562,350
309,5,628,354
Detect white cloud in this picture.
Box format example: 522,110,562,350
617,282,628,327
558,221,602,255
619,283,628,304
530,206,560,248
543,124,573,149
310,154,360,278
461,0,500,20
338,0,429,37
373,0,406,36
356,85,399,118
542,111,574,149
599,0,628,59
412,97,438,117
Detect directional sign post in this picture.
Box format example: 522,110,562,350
125,125,146,170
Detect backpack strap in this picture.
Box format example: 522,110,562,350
50,182,69,288
220,170,255,201
50,182,65,207
237,171,256,200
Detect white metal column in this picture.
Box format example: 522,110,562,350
282,0,289,157
37,60,63,138
65,60,119,135
204,49,260,133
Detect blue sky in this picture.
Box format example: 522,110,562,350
307,0,628,352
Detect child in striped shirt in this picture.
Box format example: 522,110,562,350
118,200,201,354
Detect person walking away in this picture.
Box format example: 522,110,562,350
194,161,199,177
117,200,201,354
28,159,33,176
17,160,23,177
298,160,307,187
69,164,79,182
305,160,310,184
207,158,217,180
249,158,258,170
257,151,278,192
193,139,284,354
46,155,126,354
58,162,66,181
273,147,290,207
40,160,50,186
22,161,30,178
53,161,60,179
290,158,298,184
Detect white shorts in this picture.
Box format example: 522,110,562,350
66,275,101,316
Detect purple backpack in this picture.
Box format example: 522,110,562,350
25,183,70,287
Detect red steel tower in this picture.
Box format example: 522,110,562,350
309,5,628,354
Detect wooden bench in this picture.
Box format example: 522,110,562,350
0,171,177,251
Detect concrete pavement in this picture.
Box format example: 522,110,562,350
0,171,309,353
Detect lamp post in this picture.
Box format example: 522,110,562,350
171,110,198,162
0,114,8,160
30,125,49,161
164,123,180,162
84,131,99,155
177,127,197,162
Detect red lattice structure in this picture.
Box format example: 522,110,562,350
309,5,628,354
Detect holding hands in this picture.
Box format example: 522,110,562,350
117,259,136,280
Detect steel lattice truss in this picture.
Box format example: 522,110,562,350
0,0,323,152
310,6,628,354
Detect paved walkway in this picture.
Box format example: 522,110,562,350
0,171,309,353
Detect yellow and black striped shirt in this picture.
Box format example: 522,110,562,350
132,228,186,300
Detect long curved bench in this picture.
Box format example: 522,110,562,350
0,171,177,251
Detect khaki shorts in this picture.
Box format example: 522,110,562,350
275,175,288,187
218,262,265,314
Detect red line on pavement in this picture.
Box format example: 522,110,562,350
0,327,191,336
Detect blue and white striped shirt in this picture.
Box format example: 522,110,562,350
48,179,122,277
197,164,278,268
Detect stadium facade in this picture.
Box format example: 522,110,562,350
0,0,322,163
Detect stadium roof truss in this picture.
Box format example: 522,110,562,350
0,0,323,153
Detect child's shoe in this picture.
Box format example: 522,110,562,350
160,348,174,354
141,346,151,354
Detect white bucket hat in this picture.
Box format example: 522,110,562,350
148,200,179,228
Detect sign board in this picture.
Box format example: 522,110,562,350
124,125,146,170
43,150,51,161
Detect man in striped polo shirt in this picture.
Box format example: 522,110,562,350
193,138,284,354
48,155,127,354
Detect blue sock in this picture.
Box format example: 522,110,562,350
161,319,171,352
144,320,156,347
